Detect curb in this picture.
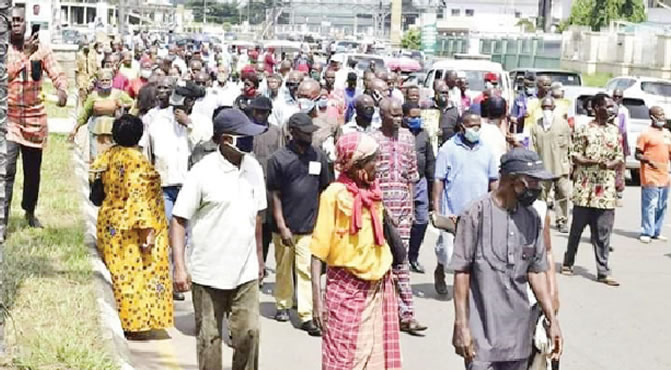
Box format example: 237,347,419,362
71,144,135,370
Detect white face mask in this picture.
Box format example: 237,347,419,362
140,69,152,79
542,109,554,128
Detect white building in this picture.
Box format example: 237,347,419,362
420,0,539,34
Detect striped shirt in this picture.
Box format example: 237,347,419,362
8,43,67,148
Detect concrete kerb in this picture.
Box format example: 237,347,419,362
71,143,134,370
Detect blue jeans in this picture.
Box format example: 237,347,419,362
641,186,669,237
163,186,181,222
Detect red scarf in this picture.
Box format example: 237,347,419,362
337,173,385,246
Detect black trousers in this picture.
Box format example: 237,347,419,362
408,222,429,263
3,140,43,222
262,222,272,263
563,206,614,278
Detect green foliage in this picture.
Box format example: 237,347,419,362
567,0,646,31
402,29,421,50
516,19,536,33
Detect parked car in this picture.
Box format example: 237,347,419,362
331,52,387,76
509,68,583,90
605,76,671,125
423,59,513,104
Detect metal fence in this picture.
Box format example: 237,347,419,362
436,34,562,71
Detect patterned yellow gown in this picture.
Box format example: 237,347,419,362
91,146,174,332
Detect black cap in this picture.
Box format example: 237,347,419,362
213,108,267,137
500,148,557,181
347,72,358,81
287,113,319,133
170,80,206,106
248,96,273,111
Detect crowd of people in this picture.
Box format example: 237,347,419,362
5,5,671,369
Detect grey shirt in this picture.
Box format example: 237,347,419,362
450,194,548,362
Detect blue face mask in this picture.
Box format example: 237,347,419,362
406,117,422,130
317,97,328,109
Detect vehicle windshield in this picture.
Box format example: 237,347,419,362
622,98,649,120
459,71,501,92
575,95,594,116
641,82,671,97
541,72,582,86
353,57,385,71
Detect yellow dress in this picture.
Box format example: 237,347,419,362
92,146,174,332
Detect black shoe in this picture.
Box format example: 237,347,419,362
26,213,43,228
274,309,290,322
301,320,322,337
409,260,425,274
434,264,448,295
173,291,185,301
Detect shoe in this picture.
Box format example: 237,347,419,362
597,276,620,287
301,320,322,337
652,235,668,242
25,213,43,228
400,319,428,335
409,260,426,274
173,291,185,301
560,266,574,276
434,264,448,295
639,235,652,244
558,223,569,234
274,309,290,322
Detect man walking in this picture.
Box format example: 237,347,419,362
451,148,562,370
172,109,266,370
432,113,499,295
267,113,330,336
531,97,572,233
635,106,671,243
421,80,460,151
562,94,623,286
5,7,68,229
373,98,427,334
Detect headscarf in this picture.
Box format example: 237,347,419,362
335,133,385,246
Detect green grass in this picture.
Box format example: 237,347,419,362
583,72,613,88
42,80,75,120
0,135,118,369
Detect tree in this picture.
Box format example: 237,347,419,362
516,19,536,33
401,29,421,50
567,0,646,31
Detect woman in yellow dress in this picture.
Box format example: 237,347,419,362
91,114,174,335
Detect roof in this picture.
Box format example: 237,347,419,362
509,68,580,74
429,59,504,72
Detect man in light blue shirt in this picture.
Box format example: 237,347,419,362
431,113,499,295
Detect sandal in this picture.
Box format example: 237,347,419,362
560,266,573,276
597,276,620,287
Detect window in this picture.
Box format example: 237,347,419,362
465,9,474,17
641,81,671,97
437,8,444,19
515,11,521,18
451,8,460,16
622,98,649,120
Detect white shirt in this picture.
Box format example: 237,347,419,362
269,91,299,127
190,93,220,145
143,106,197,187
479,122,507,164
173,57,188,76
211,83,240,108
172,152,266,289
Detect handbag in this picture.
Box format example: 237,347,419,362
89,171,105,206
383,209,407,266
430,212,458,235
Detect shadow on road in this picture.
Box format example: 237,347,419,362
174,312,196,337
611,228,639,240
412,283,452,302
556,262,597,282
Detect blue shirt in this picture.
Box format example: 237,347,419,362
435,134,499,216
344,87,360,122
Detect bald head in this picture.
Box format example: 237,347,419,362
537,75,552,97
194,71,211,87
369,78,388,93
650,106,666,126
355,94,374,110
297,78,321,100
380,98,403,133
445,71,458,88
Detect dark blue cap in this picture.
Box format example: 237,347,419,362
213,108,266,137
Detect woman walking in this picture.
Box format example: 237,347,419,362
91,114,173,335
310,132,401,370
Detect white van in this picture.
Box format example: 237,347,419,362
423,59,513,107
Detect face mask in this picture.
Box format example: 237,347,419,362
436,95,448,108
317,97,328,110
463,127,480,143
244,86,257,97
542,109,554,125
223,135,249,155
297,97,316,114
140,69,152,79
98,82,112,94
517,181,542,207
360,106,375,121
525,87,535,97
652,116,666,127
406,117,422,130
607,107,617,122
311,71,320,80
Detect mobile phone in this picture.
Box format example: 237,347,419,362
31,24,40,37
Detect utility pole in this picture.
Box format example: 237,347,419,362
203,0,207,24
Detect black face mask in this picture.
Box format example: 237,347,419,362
360,107,375,121
517,186,542,207
436,95,448,108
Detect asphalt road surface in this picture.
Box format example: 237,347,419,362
128,185,671,370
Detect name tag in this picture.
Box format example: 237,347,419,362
308,161,322,176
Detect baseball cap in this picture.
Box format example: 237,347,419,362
484,72,499,82
287,113,319,133
500,148,557,181
169,80,206,106
248,96,273,111
213,108,267,137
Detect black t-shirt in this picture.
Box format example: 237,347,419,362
266,142,331,234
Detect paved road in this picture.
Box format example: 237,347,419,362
128,186,671,370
